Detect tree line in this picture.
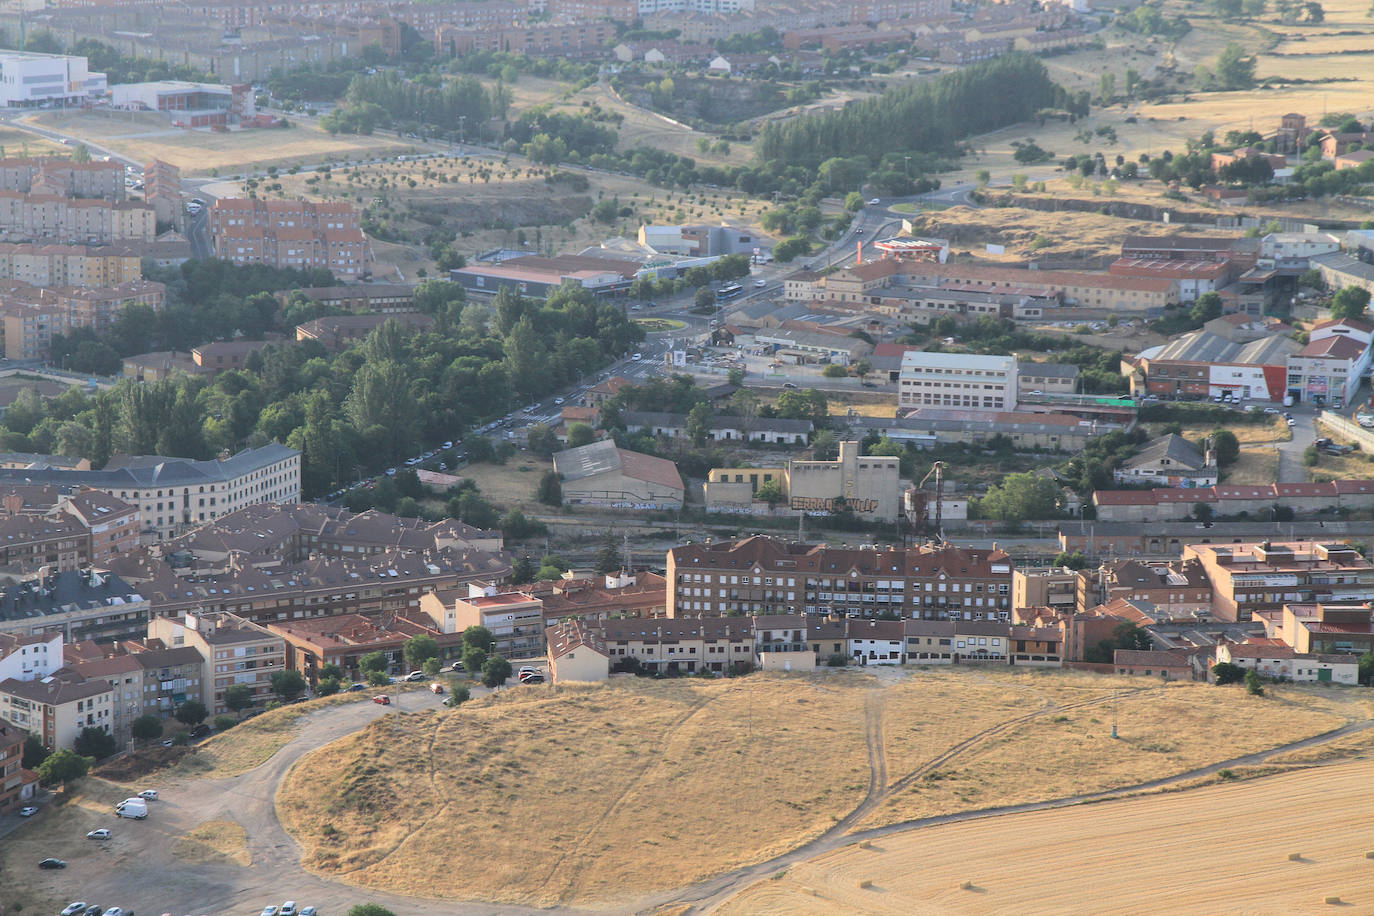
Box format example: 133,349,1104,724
21,264,643,497
323,70,510,136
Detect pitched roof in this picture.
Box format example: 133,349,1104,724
1121,434,1208,472
1297,335,1366,359
553,440,683,492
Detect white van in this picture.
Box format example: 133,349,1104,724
116,798,147,819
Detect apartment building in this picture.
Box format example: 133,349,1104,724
1077,558,1213,618
277,283,416,314
0,675,112,751
269,610,462,681
422,587,545,660
67,645,205,742
0,158,126,201
147,612,284,715
0,630,64,682
0,193,155,245
1183,541,1374,622
1258,603,1374,658
436,20,618,56
295,311,434,352
209,198,372,277
0,569,151,644
53,280,166,331
1012,566,1079,616
666,536,1014,621
595,616,756,675
0,243,143,288
0,443,301,542
58,489,141,563
0,716,25,814
899,351,1018,412
546,619,612,683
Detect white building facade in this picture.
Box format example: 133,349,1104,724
899,351,1018,411
0,52,107,107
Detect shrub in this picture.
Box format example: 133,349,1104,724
826,652,849,667
214,715,237,732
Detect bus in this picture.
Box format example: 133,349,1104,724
716,283,743,301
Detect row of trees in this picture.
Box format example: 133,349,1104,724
29,265,644,497
323,70,510,136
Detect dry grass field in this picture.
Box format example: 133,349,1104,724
716,756,1374,915
0,124,67,158
1226,447,1280,484
170,819,251,867
172,692,368,780
276,669,1368,909
278,676,873,908
24,110,418,173
454,455,552,509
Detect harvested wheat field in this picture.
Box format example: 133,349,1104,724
278,676,873,907
276,669,1368,909
717,756,1374,915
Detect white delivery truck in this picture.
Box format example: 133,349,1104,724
116,798,147,819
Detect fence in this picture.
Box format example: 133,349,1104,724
1316,411,1374,452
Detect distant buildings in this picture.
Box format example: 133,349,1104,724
1183,541,1374,623
295,311,434,352
637,222,770,258
121,341,274,381
899,351,1018,412
208,198,373,278
0,280,166,360
112,81,255,128
0,51,106,107
704,440,902,521
0,443,300,542
452,254,639,300
1113,434,1217,488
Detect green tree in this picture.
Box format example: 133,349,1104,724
73,726,117,760
976,472,1062,521
347,906,398,916
1212,661,1246,685
1190,291,1224,324
1098,72,1116,104
447,684,472,706
403,634,440,671
826,652,849,667
359,651,388,677
1213,42,1257,90
131,715,163,745
728,367,746,387
567,423,595,448
22,734,50,769
975,169,991,189
175,700,208,726
1331,286,1372,321
214,715,237,732
812,429,839,460
461,644,488,677
423,658,442,677
37,748,92,788
319,663,343,682
511,553,536,584
225,683,256,716
694,286,716,310
594,532,621,574
755,479,785,507
1053,550,1092,570
317,677,341,697
1244,667,1265,695
1210,429,1240,466
686,402,713,446
71,143,92,163
271,670,307,702
482,655,513,688
822,364,847,378
1358,650,1374,684
537,469,562,506
526,423,558,457
463,625,495,653
367,670,391,687
844,191,865,212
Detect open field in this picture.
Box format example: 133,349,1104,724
0,125,67,158
276,669,1368,908
716,756,1374,915
170,819,251,867
455,455,552,509
23,110,419,173
278,676,873,908
1168,417,1290,446
1226,446,1281,484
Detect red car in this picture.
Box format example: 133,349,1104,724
372,695,391,705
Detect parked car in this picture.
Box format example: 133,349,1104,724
138,789,158,800
18,805,37,816
300,908,318,916
190,724,210,738
61,904,88,916
87,829,112,840
39,858,67,869
280,903,298,916
404,670,425,682
261,907,279,916
430,682,445,694
347,682,368,692
103,908,123,916
372,695,391,705
449,661,465,672
82,905,100,916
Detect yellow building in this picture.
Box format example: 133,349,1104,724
703,440,902,521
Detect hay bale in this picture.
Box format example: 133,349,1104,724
859,840,873,850
1366,851,1374,859
1289,852,1304,861
960,880,975,891
859,879,874,890
1324,896,1342,905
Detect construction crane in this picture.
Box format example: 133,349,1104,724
918,460,946,544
